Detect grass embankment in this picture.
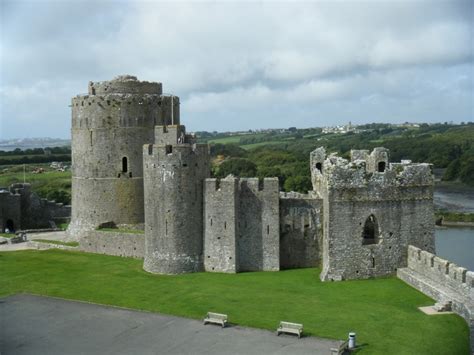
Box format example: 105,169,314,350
32,239,79,247
0,233,14,238
0,250,469,354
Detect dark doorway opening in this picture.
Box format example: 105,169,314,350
316,162,322,172
122,157,128,173
362,215,379,245
5,219,15,233
378,161,386,172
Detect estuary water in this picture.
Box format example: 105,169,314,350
435,227,474,271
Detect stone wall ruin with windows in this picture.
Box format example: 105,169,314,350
311,147,435,281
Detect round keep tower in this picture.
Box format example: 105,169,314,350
69,75,180,236
143,125,210,274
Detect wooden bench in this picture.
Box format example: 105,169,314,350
276,321,303,338
203,312,228,328
330,339,349,355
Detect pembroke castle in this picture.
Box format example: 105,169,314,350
65,75,436,281
2,76,472,349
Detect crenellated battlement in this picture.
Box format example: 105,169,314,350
144,142,209,163
407,245,473,299
88,75,162,95
311,146,433,193
239,177,279,193
205,176,239,193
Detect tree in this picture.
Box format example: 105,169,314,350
215,158,257,178
283,176,312,193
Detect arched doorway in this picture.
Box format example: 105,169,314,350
362,215,379,245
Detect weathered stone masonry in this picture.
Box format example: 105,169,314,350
68,75,179,237
0,183,70,231
311,147,435,281
143,125,210,274
203,176,280,273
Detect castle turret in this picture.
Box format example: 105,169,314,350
143,125,210,274
68,75,180,236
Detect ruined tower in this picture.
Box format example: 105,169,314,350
143,125,210,274
311,147,435,281
69,75,180,236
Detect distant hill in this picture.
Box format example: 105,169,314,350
0,138,71,151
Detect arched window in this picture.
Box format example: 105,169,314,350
122,157,128,173
316,162,322,172
362,214,379,245
378,161,386,172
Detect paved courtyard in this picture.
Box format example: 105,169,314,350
0,294,340,355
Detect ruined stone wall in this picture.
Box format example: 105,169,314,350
203,177,239,273
0,183,70,230
398,246,474,354
202,177,280,272
238,178,280,272
143,140,210,274
313,148,435,281
69,75,179,237
0,189,21,232
279,192,322,269
78,230,144,258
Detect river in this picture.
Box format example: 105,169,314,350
435,227,474,271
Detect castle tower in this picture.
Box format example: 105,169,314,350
311,147,435,281
69,75,180,236
143,125,210,274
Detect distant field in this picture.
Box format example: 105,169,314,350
0,250,469,355
0,154,70,161
241,141,287,150
0,164,71,204
207,133,265,144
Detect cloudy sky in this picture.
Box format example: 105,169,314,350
0,0,473,139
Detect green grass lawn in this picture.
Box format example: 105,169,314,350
0,250,469,354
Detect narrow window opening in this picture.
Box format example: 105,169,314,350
378,161,386,172
210,219,213,226
122,157,128,172
267,225,270,234
148,144,153,155
165,219,168,235
372,257,375,268
362,214,379,245
90,131,93,146
166,145,172,154
316,162,322,172
224,221,227,230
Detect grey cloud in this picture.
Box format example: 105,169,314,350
0,0,472,139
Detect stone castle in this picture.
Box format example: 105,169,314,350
67,75,436,281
